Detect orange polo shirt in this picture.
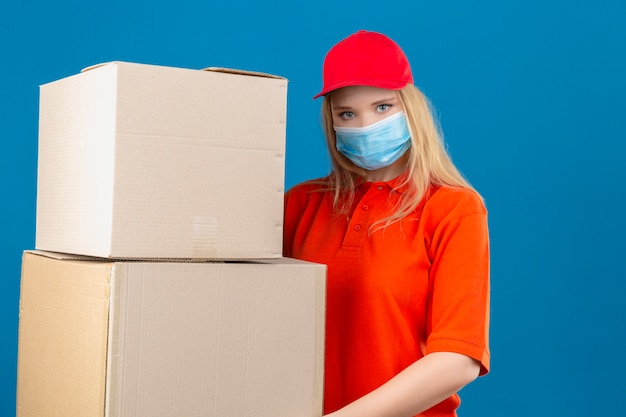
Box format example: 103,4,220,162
283,175,490,417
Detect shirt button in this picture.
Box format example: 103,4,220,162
362,205,369,211
354,224,362,231
377,186,384,191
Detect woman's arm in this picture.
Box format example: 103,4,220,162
325,352,480,417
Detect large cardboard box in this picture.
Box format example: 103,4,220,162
35,61,287,260
16,251,326,417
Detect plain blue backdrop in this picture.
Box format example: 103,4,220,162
2,1,625,416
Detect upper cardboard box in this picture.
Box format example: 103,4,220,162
35,61,288,260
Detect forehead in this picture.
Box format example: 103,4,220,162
329,86,398,106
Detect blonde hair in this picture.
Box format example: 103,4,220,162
320,84,478,231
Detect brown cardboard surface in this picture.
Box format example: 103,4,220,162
16,252,112,417
35,61,288,260
16,251,326,417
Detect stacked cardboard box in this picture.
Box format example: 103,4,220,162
35,62,288,260
16,62,326,417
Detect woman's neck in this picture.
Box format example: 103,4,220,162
364,154,408,182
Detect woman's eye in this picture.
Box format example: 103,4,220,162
339,111,355,120
376,104,391,112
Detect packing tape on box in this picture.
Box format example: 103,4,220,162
192,216,218,259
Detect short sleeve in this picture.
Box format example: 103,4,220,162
423,188,491,375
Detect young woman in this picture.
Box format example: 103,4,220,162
284,30,490,417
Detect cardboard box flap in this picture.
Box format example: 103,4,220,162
24,250,232,264
80,61,118,72
201,66,286,80
80,61,286,80
25,250,111,263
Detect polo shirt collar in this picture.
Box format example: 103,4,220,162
357,171,413,194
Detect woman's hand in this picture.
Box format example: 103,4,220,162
324,352,480,417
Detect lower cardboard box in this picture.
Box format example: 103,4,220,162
16,250,326,417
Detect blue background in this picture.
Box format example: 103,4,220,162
2,1,625,416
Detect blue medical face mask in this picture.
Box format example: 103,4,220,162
334,111,411,171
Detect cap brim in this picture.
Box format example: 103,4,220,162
312,79,411,100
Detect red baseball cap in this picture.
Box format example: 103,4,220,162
313,30,414,99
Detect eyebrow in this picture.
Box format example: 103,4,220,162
371,96,398,105
332,96,398,111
